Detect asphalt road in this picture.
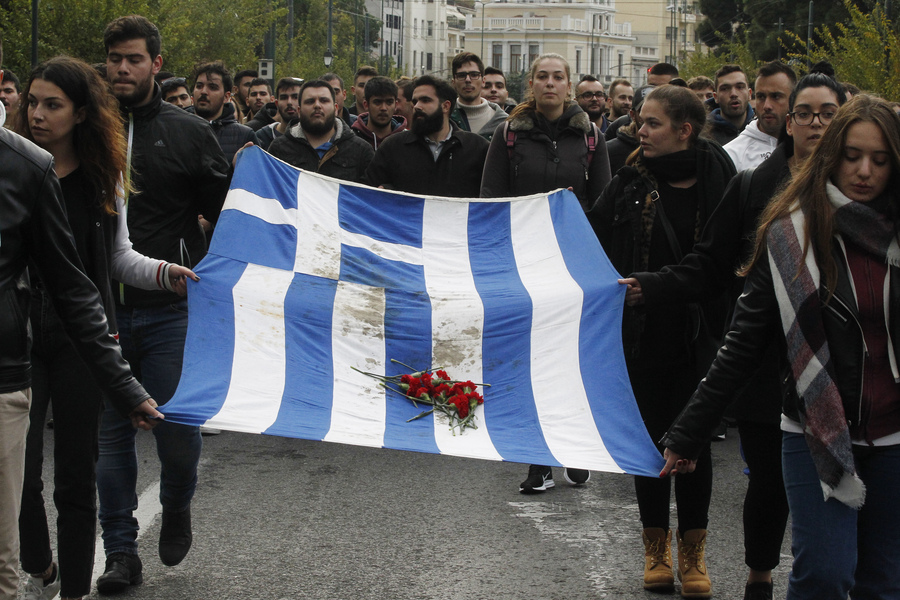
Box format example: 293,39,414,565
25,425,791,600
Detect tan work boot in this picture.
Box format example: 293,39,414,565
642,528,675,590
677,529,712,598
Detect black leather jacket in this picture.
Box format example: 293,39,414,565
661,235,900,459
0,128,149,413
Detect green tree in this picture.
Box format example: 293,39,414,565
784,0,900,99
0,0,379,85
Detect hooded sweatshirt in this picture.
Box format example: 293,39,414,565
351,114,408,150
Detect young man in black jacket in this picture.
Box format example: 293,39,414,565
365,75,488,197
191,61,258,162
97,15,231,594
268,79,374,183
0,39,161,599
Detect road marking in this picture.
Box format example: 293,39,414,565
91,481,162,585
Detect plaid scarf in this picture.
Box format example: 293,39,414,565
767,182,900,508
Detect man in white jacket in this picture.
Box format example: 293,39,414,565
725,61,796,171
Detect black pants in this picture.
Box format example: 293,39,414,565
19,289,103,598
630,361,713,533
738,419,789,571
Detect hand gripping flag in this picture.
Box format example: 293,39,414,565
162,147,664,476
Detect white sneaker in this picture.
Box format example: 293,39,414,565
23,566,61,600
200,426,222,435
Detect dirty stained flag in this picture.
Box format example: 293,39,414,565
161,146,664,477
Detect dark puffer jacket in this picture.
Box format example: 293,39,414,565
607,121,639,176
479,103,611,210
208,102,259,162
267,117,374,183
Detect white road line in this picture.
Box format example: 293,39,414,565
91,481,162,586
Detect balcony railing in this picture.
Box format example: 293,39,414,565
469,15,632,36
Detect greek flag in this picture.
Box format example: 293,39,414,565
162,146,664,477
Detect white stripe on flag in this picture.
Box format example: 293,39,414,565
222,188,297,226
422,199,502,460
510,197,621,472
341,230,424,266
207,263,293,433
325,281,388,447
294,172,341,280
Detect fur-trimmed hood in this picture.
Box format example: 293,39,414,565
508,103,592,134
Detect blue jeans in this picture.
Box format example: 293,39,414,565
96,301,201,556
782,432,900,600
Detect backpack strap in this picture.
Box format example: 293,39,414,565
584,123,599,168
505,121,516,161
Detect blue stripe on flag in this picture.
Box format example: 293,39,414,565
338,184,423,248
549,191,665,477
339,245,423,292
382,288,439,454
232,146,300,211
209,210,297,272
263,273,340,439
467,201,557,466
163,255,247,425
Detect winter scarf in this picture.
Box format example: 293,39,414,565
766,181,900,508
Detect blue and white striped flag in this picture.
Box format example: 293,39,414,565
163,146,664,477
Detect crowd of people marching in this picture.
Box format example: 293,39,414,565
2,12,900,600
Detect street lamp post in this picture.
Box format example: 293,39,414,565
324,0,334,67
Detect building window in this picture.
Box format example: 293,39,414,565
414,18,418,36
413,50,417,71
617,51,624,75
427,20,433,36
666,26,676,40
492,44,503,68
529,43,539,66
427,53,433,71
510,44,522,72
575,49,581,74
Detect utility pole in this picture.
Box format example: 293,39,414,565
32,0,38,68
777,17,783,61
807,1,813,69
288,0,295,60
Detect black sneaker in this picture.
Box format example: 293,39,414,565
744,581,773,600
712,420,727,441
564,468,591,485
97,552,143,594
159,506,193,566
519,465,555,493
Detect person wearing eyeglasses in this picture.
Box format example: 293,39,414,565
449,52,507,142
618,68,847,600
575,74,609,133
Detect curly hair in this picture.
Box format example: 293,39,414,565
14,56,129,214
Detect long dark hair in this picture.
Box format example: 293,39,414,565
745,95,900,291
14,56,129,214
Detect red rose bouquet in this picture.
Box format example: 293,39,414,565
353,360,488,434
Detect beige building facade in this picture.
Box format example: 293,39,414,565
463,0,705,88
